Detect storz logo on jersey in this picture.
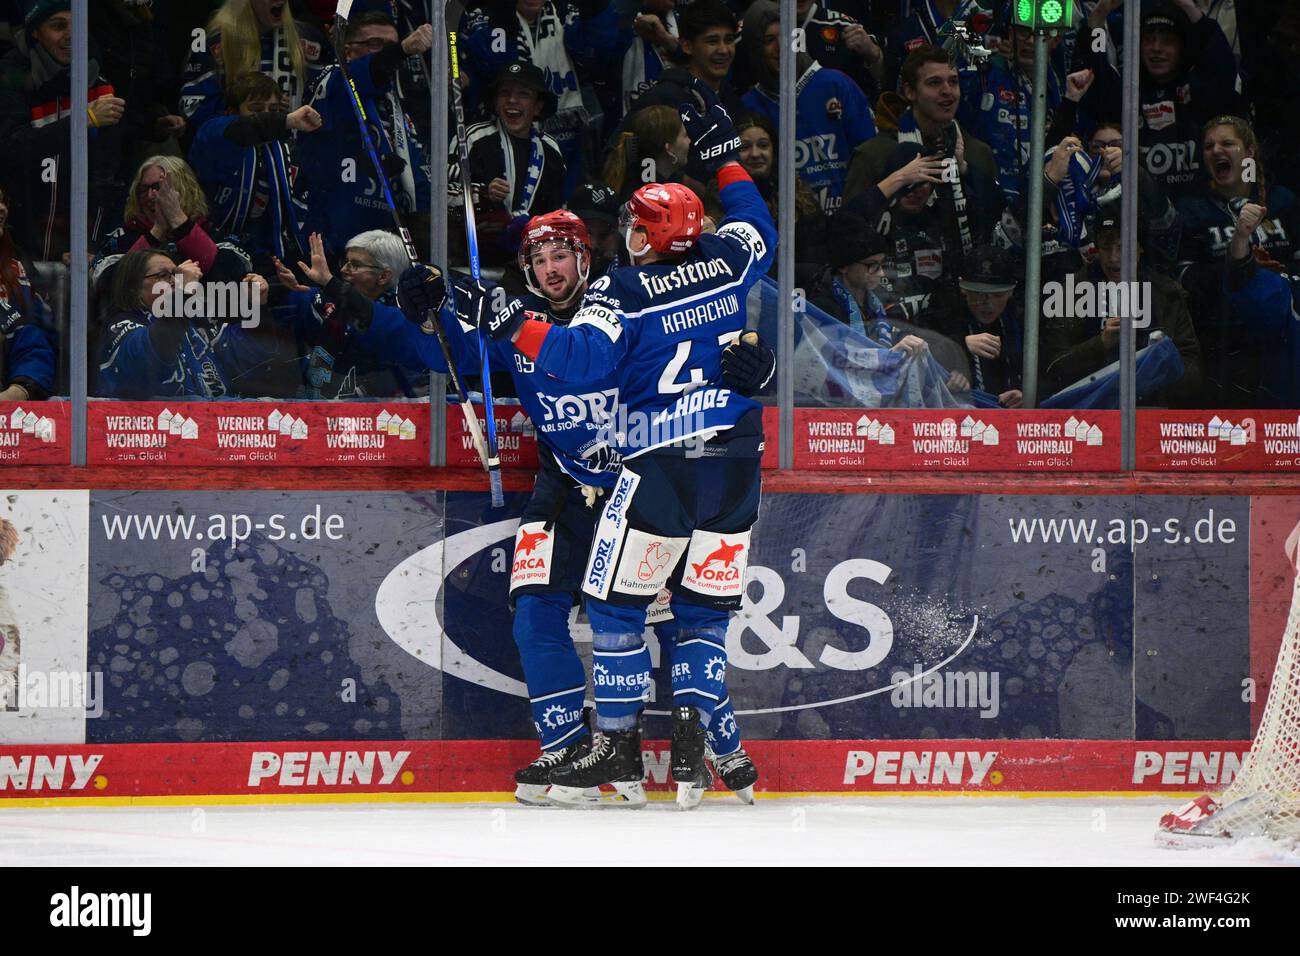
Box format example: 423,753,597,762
534,388,618,426
795,134,839,169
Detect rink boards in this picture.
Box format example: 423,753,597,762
0,740,1255,805
0,479,1295,801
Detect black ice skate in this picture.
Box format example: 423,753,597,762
708,745,758,805
513,735,591,806
672,706,709,810
547,729,646,808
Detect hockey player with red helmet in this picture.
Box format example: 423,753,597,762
392,205,773,807
486,77,778,809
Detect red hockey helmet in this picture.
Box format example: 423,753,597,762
517,209,593,300
620,182,704,256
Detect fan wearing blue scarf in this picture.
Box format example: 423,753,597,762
447,62,567,267
190,71,319,275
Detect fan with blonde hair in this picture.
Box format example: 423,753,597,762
210,0,308,108
124,156,210,227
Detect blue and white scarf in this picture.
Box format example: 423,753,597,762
217,140,307,261
830,274,892,344
499,124,546,217
1050,146,1106,247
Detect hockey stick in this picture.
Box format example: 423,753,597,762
447,22,505,507
330,0,492,480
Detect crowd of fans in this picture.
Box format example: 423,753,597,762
0,0,1294,410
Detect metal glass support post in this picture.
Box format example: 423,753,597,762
1119,0,1139,470
430,0,449,466
70,0,88,464
1021,30,1049,409
777,0,795,468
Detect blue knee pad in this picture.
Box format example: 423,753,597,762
588,599,652,731
513,592,587,750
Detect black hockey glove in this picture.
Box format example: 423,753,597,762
484,295,527,342
451,277,495,333
679,78,740,176
396,265,447,324
721,331,775,395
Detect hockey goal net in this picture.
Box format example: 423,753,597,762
1158,551,1300,846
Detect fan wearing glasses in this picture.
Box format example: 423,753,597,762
1081,121,1180,267
296,11,434,258
269,230,427,399
94,250,271,400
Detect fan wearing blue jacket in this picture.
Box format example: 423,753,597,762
269,230,432,400
296,12,432,256
1176,117,1300,408
0,184,55,401
739,0,876,216
95,250,274,400
488,80,776,807
190,71,321,275
0,284,54,402
957,27,1064,205
179,0,332,136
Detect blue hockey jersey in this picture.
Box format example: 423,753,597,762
0,287,55,400
367,289,624,486
272,287,438,399
959,57,1062,205
742,62,876,215
297,51,431,254
190,114,309,263
520,173,778,458
95,310,272,400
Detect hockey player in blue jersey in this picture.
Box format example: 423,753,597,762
392,211,773,806
487,79,777,808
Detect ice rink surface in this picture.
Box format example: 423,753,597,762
2,796,1297,866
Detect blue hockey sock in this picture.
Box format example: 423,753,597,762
670,625,728,727
706,696,742,757
588,599,652,731
668,600,730,727
513,592,588,750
